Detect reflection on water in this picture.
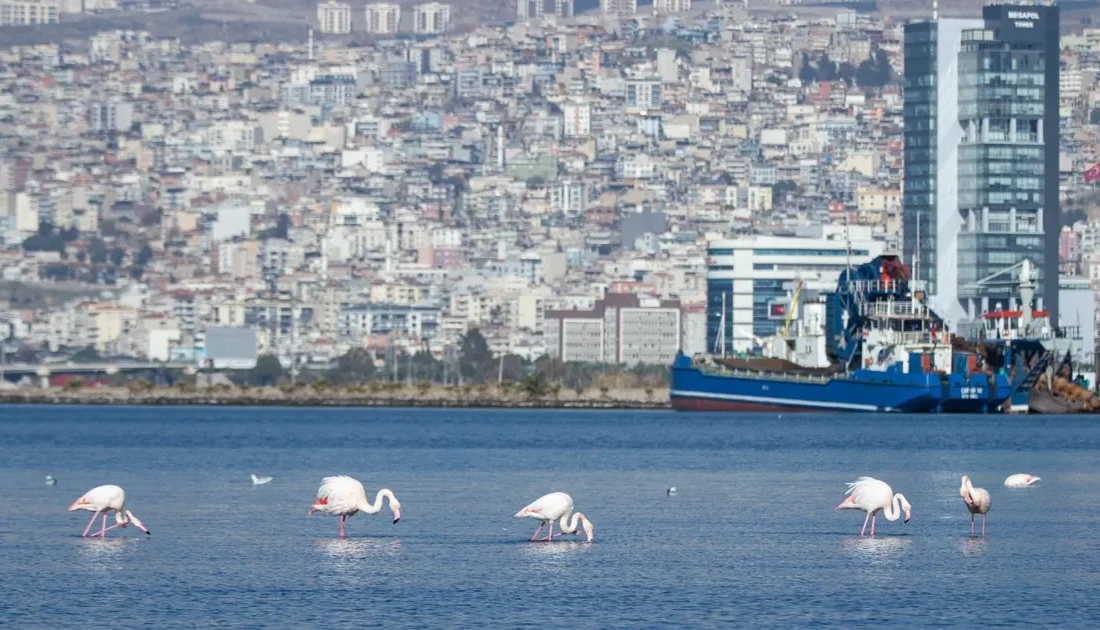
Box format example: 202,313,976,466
521,540,592,563
840,535,913,563
960,536,988,558
74,538,127,572
315,538,403,561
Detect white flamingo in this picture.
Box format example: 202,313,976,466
68,485,150,538
308,476,401,538
961,475,992,536
1004,474,1040,488
514,492,594,542
835,477,912,536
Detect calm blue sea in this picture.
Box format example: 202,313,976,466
1,406,1099,627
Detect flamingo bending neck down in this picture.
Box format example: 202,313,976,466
309,476,401,538
961,475,992,536
835,477,911,536
514,492,594,542
68,485,150,538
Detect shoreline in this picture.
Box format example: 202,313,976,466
0,388,672,410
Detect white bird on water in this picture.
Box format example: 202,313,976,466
835,477,912,537
250,474,273,485
45,475,57,486
1004,474,1040,488
960,475,992,536
514,492,594,542
68,485,151,538
667,487,677,496
309,476,401,538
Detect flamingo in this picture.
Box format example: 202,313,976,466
68,485,150,538
835,477,912,536
1004,474,1040,488
514,492,594,542
961,475,992,536
308,476,401,538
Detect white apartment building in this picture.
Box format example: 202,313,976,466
600,0,635,18
204,122,262,153
413,2,450,34
545,293,682,365
653,0,691,12
0,0,59,25
562,100,591,137
552,180,587,215
364,2,400,34
517,0,542,20
316,1,352,34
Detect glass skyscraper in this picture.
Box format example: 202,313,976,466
903,5,1059,325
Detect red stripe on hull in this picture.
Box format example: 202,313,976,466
671,397,822,412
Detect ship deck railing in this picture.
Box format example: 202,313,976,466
697,363,833,384
859,301,935,320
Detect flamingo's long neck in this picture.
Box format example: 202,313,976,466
558,510,583,533
360,489,394,514
883,494,905,522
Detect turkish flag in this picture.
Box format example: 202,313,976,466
1086,162,1100,183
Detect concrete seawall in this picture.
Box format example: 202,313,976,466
0,387,672,410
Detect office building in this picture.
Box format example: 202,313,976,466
600,0,635,17
413,2,450,34
0,0,59,25
364,2,400,34
653,0,691,12
903,5,1060,325
545,293,682,365
705,227,883,353
316,1,352,34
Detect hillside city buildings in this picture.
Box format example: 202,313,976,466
0,3,1099,379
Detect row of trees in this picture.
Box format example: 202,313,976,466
233,329,670,390
798,50,895,88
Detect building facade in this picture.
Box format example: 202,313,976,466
364,2,400,34
903,6,1060,325
600,0,636,18
316,1,352,34
705,228,883,353
545,293,682,365
413,2,450,34
653,0,691,12
0,0,58,25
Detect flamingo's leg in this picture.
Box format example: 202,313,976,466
859,512,871,536
530,524,543,541
82,510,102,537
982,514,986,537
544,521,554,542
100,514,108,538
339,514,346,538
870,514,877,537
970,514,975,536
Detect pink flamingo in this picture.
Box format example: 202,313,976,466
835,477,912,536
514,492,594,542
68,485,150,538
309,476,401,538
961,475,992,536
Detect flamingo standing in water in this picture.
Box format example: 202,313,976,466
835,477,912,536
514,492,594,542
309,476,401,538
68,485,150,538
1004,474,1040,488
961,475,992,536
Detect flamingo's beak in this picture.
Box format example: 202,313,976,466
392,507,401,524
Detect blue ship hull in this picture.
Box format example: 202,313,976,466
670,357,944,412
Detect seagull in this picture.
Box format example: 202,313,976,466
667,487,677,496
45,475,57,486
251,474,273,485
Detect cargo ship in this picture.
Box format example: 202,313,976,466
670,255,1050,413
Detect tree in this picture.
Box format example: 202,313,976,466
109,247,125,266
89,238,109,264
72,345,101,363
798,53,816,84
838,62,856,85
136,244,154,266
328,348,376,385
459,329,493,384
1089,109,1100,125
817,54,837,82
249,354,285,386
